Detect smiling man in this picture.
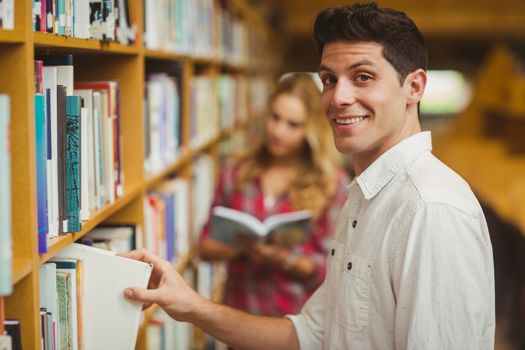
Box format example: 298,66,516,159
121,3,495,349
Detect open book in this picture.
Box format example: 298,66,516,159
211,206,312,247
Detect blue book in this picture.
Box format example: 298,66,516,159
35,94,50,254
65,96,81,232
161,193,175,262
0,95,12,295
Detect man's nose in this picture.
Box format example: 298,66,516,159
331,80,356,107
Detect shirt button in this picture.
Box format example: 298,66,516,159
352,220,357,228
347,262,352,270
331,249,335,256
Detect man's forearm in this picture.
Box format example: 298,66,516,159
192,299,300,350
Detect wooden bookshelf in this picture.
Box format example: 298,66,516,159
1,1,275,349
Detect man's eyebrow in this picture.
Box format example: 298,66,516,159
318,59,376,73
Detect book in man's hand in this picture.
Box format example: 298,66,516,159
211,206,313,247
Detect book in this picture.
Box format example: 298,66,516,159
4,320,21,350
0,95,11,296
65,95,81,232
35,93,49,253
210,206,313,247
52,259,78,350
56,243,152,350
39,263,59,350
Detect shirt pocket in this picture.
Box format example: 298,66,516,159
335,252,371,333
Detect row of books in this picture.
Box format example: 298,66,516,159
34,55,123,253
39,242,151,350
144,0,256,65
32,0,137,44
144,73,182,175
0,0,13,30
0,95,11,297
144,179,190,264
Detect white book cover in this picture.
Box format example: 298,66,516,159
56,243,152,350
42,67,59,238
73,0,90,38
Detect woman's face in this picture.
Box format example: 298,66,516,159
265,93,308,159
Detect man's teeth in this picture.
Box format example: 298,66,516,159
335,116,366,125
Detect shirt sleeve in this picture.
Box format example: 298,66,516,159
286,282,327,350
299,171,350,288
392,202,495,350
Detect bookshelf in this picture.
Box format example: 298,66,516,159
0,1,276,349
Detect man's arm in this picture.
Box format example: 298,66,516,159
120,249,300,350
392,203,495,349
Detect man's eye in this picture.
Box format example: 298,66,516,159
357,74,372,82
322,76,335,86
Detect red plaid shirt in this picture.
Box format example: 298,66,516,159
200,162,350,316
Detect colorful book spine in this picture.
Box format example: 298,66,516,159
65,95,81,232
35,94,50,253
0,95,12,296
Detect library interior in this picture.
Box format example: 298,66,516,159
0,0,524,349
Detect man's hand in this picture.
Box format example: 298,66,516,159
118,249,205,322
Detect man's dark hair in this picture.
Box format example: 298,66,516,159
313,2,428,84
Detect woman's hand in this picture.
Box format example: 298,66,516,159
235,236,289,266
118,249,205,322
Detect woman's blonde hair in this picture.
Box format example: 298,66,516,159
235,73,342,217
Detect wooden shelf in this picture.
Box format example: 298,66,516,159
33,32,140,55
0,29,24,43
12,258,33,285
145,148,193,189
39,184,143,264
2,1,275,349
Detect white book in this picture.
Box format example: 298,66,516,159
92,91,104,208
73,0,90,38
173,179,190,257
42,67,59,238
0,334,12,350
56,243,152,350
211,206,313,247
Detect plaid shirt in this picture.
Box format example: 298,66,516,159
200,162,350,316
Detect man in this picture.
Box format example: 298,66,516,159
122,3,495,349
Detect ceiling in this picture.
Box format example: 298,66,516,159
249,0,525,74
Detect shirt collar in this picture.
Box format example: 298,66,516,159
354,131,433,200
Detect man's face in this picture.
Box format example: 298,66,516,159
318,41,423,173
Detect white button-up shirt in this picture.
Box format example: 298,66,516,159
288,132,495,349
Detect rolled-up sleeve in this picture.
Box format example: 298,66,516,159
286,282,327,349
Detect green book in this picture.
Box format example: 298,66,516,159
65,96,81,232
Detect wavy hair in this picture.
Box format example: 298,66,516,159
235,73,342,217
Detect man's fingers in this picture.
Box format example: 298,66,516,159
124,286,160,304
118,249,170,274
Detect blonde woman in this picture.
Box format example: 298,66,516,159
199,73,350,316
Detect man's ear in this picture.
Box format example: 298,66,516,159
405,69,427,105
